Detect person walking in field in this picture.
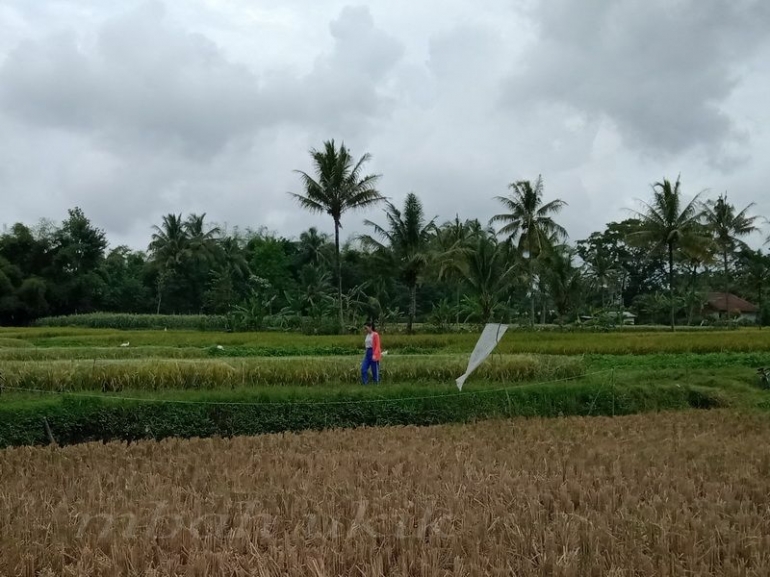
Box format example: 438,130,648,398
361,321,381,384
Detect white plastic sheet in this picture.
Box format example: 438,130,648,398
455,323,508,390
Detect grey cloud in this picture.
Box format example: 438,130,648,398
0,2,403,161
0,2,405,244
502,0,770,163
0,2,266,159
428,25,502,83
260,5,404,136
327,5,403,80
1,0,769,251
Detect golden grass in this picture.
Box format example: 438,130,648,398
2,410,770,575
0,354,583,391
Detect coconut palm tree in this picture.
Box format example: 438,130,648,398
703,194,759,317
361,192,436,333
149,214,189,313
490,175,567,325
542,244,584,322
297,227,332,268
455,227,516,323
184,214,221,262
289,140,383,331
580,245,619,310
627,176,708,331
150,214,187,265
433,216,478,325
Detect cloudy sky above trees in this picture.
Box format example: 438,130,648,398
1,0,769,249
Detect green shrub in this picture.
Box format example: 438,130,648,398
0,382,727,448
33,313,229,331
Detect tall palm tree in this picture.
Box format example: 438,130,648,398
627,176,708,331
451,227,516,323
361,192,436,333
680,237,715,326
703,194,759,317
217,235,251,302
297,227,331,268
582,248,619,310
181,213,222,312
434,216,477,326
149,214,187,265
218,236,251,282
289,140,383,331
149,214,189,313
542,244,583,322
184,213,221,263
491,175,567,325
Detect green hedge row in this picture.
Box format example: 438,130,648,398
32,313,229,331
0,383,727,448
29,313,733,334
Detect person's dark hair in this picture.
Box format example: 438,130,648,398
365,321,376,331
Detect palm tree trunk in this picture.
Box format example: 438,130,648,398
529,276,535,326
334,220,343,334
687,263,698,326
668,243,675,332
156,272,165,315
529,235,536,327
723,250,730,323
455,284,460,327
408,283,417,334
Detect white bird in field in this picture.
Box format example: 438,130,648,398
120,342,129,347
216,345,224,350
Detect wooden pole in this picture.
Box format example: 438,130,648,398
43,418,58,447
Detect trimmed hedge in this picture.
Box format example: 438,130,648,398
0,382,727,448
33,313,229,331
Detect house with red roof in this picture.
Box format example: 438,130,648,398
703,292,759,323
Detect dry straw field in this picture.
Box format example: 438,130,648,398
3,409,770,576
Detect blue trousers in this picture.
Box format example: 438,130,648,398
361,348,380,384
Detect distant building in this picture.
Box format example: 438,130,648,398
608,311,636,325
704,292,759,322
579,311,636,325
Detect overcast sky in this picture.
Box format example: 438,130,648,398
1,0,769,251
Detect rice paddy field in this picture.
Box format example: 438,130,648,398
4,411,770,576
3,325,770,575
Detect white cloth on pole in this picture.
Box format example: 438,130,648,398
456,323,508,390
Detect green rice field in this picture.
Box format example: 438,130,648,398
1,325,769,448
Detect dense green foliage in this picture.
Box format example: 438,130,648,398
2,162,769,330
0,381,726,448
33,313,229,330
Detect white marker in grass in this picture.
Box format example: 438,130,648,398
455,323,508,391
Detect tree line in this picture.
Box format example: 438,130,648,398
2,139,769,331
